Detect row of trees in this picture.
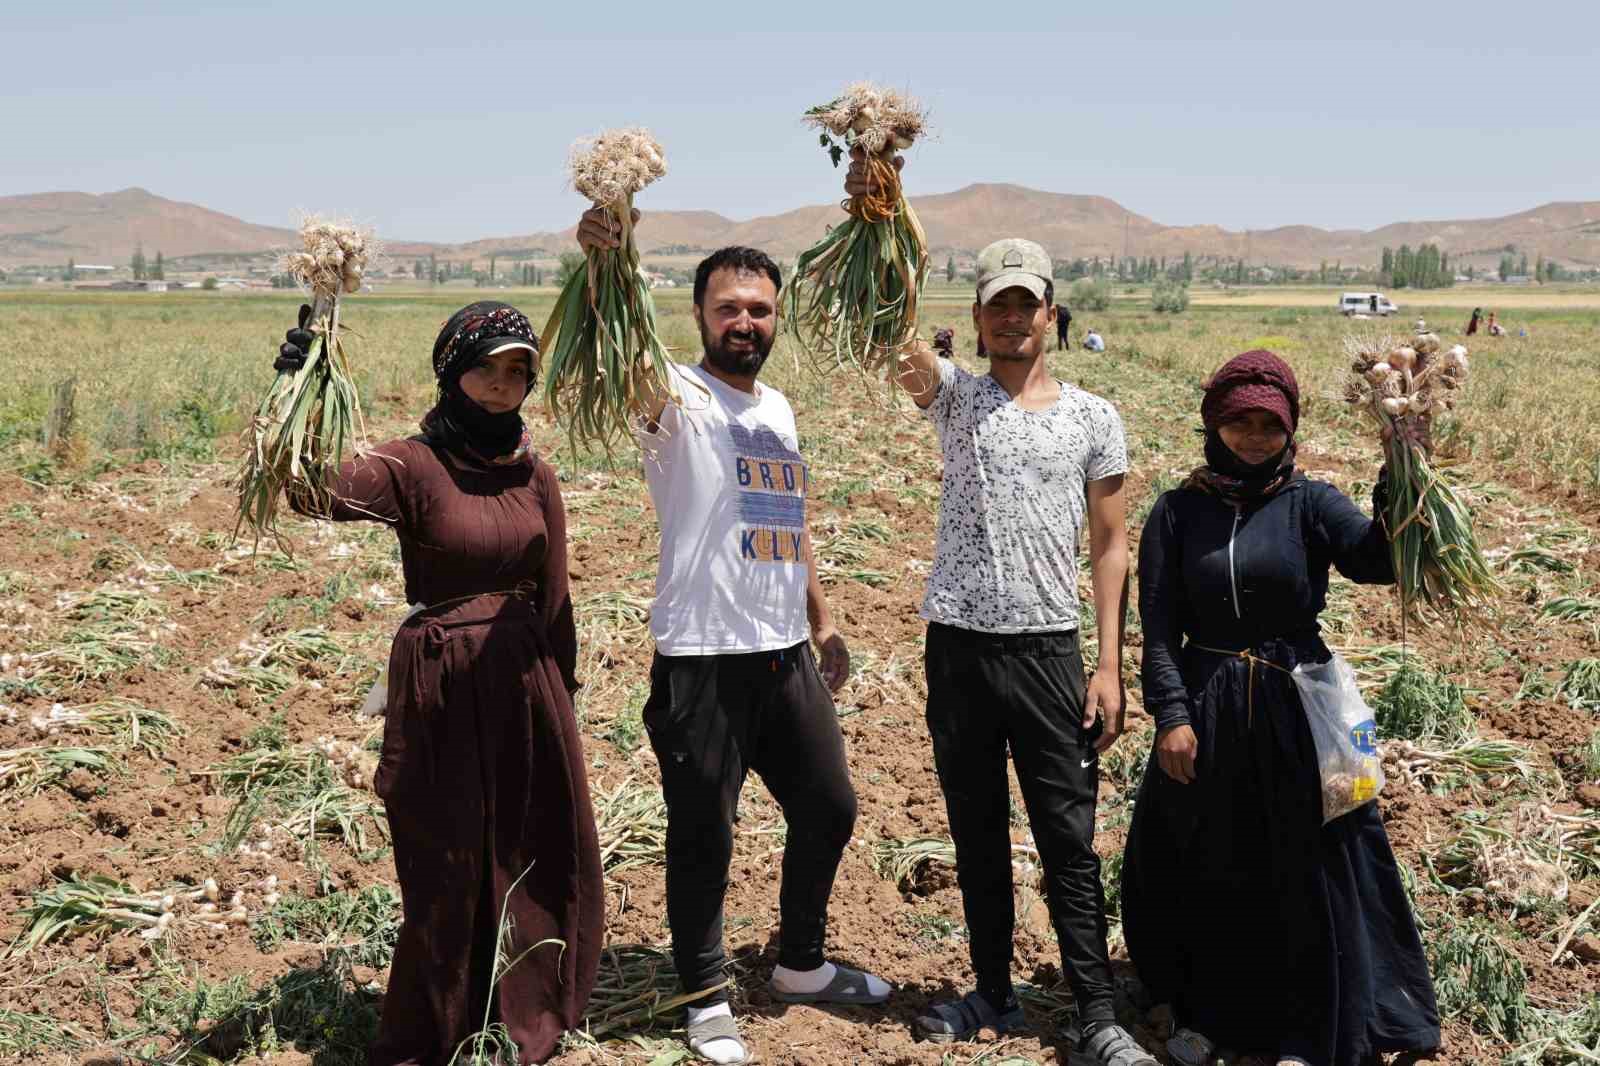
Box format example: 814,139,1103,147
408,256,555,286
936,246,1587,289
129,246,165,281
1379,244,1454,289
1492,251,1578,282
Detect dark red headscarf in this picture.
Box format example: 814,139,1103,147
1200,348,1299,434
1187,349,1301,501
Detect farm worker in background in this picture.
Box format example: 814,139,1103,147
1084,328,1106,352
856,148,1155,1066
932,326,955,358
1465,306,1482,335
275,301,603,1064
1488,311,1506,336
1056,301,1073,350
1121,350,1439,1066
577,216,889,1066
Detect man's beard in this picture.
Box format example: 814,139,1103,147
702,323,773,377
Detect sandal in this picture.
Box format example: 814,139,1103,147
1083,1023,1159,1066
915,990,1027,1043
769,963,890,1006
686,1011,753,1064
1166,1027,1217,1066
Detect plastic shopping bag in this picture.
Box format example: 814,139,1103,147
1291,652,1385,823
359,603,424,718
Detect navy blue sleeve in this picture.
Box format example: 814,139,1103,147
1138,492,1192,731
1310,480,1395,586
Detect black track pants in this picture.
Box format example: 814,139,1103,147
924,622,1115,1024
644,642,858,1005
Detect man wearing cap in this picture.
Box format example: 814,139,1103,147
845,153,1150,1066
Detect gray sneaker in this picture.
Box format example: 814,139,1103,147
1082,1023,1158,1066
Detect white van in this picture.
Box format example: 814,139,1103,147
1339,292,1398,316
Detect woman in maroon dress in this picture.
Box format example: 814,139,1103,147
277,301,604,1065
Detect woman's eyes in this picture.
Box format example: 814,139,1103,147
472,361,526,376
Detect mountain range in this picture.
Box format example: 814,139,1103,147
3,186,1598,271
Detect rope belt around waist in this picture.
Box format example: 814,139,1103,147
401,579,543,648
1188,643,1294,729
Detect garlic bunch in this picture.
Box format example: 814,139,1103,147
803,82,928,155
282,217,372,297
1344,327,1470,426
568,128,668,209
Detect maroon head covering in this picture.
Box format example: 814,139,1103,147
1201,349,1299,435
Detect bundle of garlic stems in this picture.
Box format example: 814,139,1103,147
234,218,372,550
1344,324,1498,627
787,82,929,375
541,128,676,454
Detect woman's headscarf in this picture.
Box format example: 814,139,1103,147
1186,349,1300,502
421,301,540,462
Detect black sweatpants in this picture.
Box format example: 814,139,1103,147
924,622,1115,1024
643,642,858,1006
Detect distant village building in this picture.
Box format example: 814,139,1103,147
74,279,168,292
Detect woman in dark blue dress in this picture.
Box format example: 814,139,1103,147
1122,350,1440,1066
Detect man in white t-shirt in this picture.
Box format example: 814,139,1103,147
847,150,1154,1066
578,213,889,1065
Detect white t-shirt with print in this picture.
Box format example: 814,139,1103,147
640,362,811,656
921,359,1128,634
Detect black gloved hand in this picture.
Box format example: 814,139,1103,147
274,304,315,372
1373,467,1393,525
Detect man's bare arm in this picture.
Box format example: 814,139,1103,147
1085,474,1131,751
891,339,944,409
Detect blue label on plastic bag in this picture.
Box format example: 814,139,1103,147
1349,718,1378,756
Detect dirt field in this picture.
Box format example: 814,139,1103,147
0,290,1597,1065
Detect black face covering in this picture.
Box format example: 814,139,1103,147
1203,428,1294,491
422,301,539,459
432,382,526,457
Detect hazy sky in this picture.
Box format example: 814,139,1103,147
5,1,1596,242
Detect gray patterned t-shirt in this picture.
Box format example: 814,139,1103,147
920,359,1129,633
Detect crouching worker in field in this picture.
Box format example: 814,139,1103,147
1121,350,1440,1066
275,301,603,1065
576,216,890,1065
858,143,1154,1066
